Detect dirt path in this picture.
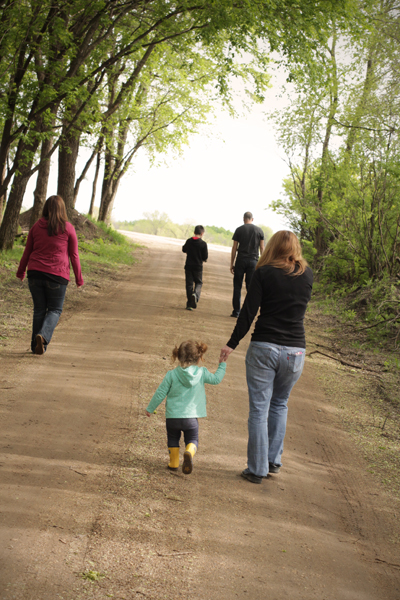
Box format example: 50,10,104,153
1,236,399,600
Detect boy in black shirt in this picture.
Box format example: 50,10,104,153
182,225,208,310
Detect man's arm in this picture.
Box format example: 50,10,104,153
259,239,265,255
230,241,238,274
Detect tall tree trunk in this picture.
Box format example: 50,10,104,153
30,136,54,228
98,142,115,222
0,126,41,249
0,161,7,225
89,149,102,217
57,128,81,220
0,171,32,249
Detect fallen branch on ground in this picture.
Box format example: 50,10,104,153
308,350,381,374
156,551,192,557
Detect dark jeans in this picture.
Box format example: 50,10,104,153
28,278,67,353
233,256,257,315
185,268,203,305
166,418,199,448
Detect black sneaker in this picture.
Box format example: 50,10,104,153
230,311,239,318
268,463,281,474
241,469,262,484
190,293,197,309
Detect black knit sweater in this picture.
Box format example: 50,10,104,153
227,265,313,350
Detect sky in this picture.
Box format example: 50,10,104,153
25,70,292,235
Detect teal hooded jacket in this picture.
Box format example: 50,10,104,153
146,363,226,418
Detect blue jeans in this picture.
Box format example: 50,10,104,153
245,341,306,476
28,278,67,353
232,256,257,315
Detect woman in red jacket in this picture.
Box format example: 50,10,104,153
16,195,83,355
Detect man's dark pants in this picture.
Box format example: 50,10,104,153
232,256,257,315
185,268,203,306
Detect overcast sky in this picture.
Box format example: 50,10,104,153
25,70,291,235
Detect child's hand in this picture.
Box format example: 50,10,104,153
145,410,151,417
219,345,233,362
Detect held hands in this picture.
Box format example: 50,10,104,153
219,345,234,363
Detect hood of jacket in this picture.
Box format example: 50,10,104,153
38,218,48,228
175,365,203,388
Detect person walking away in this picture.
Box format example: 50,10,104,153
230,212,264,317
182,225,208,310
220,231,313,484
16,195,84,355
146,340,226,474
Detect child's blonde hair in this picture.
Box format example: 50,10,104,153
172,340,208,367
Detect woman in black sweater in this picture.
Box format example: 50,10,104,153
220,231,313,484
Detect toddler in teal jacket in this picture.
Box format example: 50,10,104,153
146,340,226,474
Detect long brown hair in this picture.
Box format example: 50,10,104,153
42,195,68,236
256,230,308,276
172,340,208,367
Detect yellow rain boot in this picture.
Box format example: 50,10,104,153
168,447,180,472
182,443,197,475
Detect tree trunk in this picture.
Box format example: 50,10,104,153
0,171,32,249
89,149,102,216
0,161,6,225
57,129,81,220
30,136,54,228
98,187,113,223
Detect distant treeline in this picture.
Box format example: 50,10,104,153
114,212,273,248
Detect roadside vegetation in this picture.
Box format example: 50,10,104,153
269,2,400,351
115,210,274,247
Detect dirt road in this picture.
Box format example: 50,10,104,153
1,235,399,600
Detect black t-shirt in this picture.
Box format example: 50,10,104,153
232,224,264,260
182,237,208,269
227,265,313,349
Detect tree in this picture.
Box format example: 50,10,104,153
269,0,400,282
0,0,352,249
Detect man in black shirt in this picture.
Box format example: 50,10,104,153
230,212,264,317
182,225,208,310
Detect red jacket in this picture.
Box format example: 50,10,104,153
16,218,84,285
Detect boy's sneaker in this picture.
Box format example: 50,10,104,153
268,463,281,474
190,293,197,309
241,469,262,484
230,311,239,318
186,306,193,311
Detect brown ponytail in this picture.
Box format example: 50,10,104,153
172,340,208,367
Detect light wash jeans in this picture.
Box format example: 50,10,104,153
245,341,306,477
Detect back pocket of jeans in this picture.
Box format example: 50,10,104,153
287,351,305,372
